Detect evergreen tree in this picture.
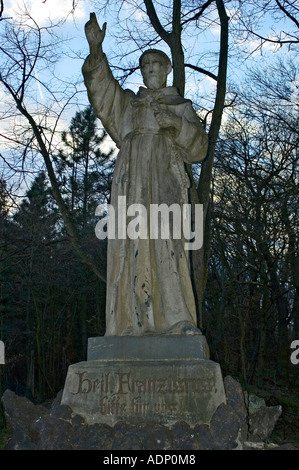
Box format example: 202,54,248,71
55,105,115,230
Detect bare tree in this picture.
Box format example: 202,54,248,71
206,56,298,384
234,0,298,54
0,9,106,282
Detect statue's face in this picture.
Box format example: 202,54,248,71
141,53,171,90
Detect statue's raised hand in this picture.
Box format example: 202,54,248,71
85,12,106,54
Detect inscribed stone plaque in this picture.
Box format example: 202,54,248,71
61,338,226,427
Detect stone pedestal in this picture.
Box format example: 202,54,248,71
61,336,226,427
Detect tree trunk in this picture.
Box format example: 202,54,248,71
194,0,229,326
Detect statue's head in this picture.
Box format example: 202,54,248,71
139,49,172,90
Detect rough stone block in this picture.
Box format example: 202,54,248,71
61,336,226,427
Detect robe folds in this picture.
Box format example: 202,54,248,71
82,54,208,336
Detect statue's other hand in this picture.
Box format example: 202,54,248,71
153,108,182,133
85,12,107,49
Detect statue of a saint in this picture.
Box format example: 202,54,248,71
82,13,208,336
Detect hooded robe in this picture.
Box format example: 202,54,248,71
82,53,208,336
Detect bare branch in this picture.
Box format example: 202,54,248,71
181,0,215,26
275,0,299,29
143,0,170,42
246,29,298,45
185,63,217,81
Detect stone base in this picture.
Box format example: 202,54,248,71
61,336,226,427
87,334,210,361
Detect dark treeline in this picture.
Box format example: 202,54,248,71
204,59,298,389
0,59,298,401
0,107,113,399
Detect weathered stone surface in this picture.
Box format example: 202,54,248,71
71,422,114,450
0,379,292,450
62,335,225,427
140,423,173,450
1,389,47,449
172,421,203,450
111,421,139,450
194,423,216,450
83,14,209,337
61,356,226,427
34,414,73,450
87,335,210,361
248,395,282,442
4,426,37,450
210,402,242,449
112,431,143,450
192,382,246,451
248,393,266,414
224,375,248,442
273,443,298,450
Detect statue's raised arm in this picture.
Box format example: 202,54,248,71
82,13,132,147
84,13,107,66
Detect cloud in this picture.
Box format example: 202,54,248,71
5,0,86,25
243,36,282,56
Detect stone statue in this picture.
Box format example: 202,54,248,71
82,13,208,336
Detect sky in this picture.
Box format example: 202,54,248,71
0,1,96,178
1,1,152,148
5,0,86,24
3,0,296,101
3,0,296,98
0,0,297,198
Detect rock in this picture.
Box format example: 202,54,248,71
111,421,142,450
35,414,73,450
249,401,282,442
209,402,241,449
193,423,214,449
72,423,114,450
112,431,143,450
193,376,249,450
34,394,115,450
224,375,248,442
1,389,47,450
49,389,63,410
248,394,266,413
172,421,203,450
138,423,173,450
49,403,73,421
0,378,288,450
243,441,267,450
70,413,85,429
4,426,37,450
